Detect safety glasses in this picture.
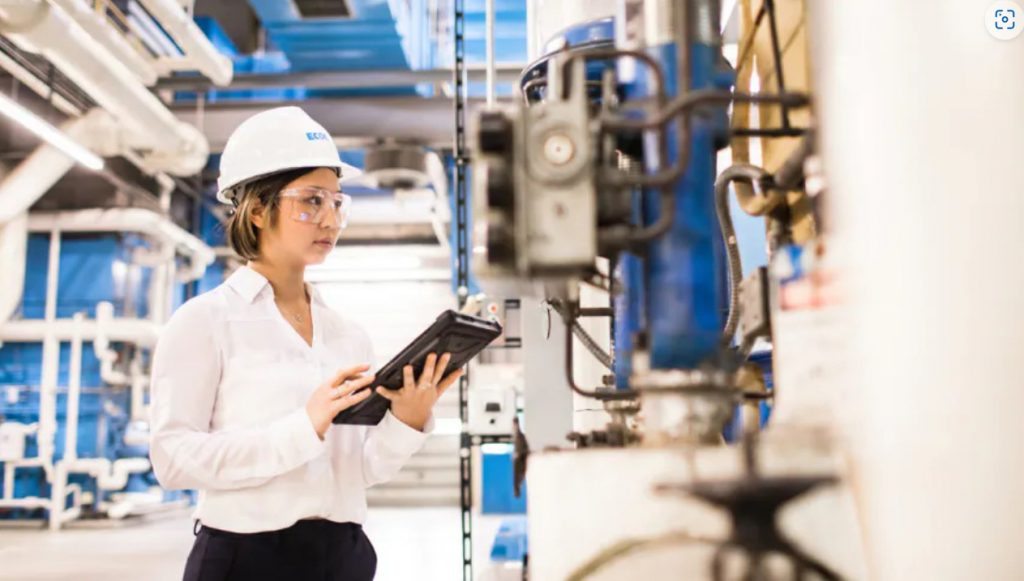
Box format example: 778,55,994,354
279,186,353,228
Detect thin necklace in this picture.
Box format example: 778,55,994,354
278,293,310,325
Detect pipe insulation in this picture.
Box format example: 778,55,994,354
0,0,208,175
0,212,27,327
0,112,101,224
136,0,233,86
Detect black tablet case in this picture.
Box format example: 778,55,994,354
332,310,503,426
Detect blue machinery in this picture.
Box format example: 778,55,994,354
472,0,800,431
468,1,821,578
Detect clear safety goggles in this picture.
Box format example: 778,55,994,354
279,186,353,228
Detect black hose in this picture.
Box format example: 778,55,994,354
571,319,614,370
601,89,809,133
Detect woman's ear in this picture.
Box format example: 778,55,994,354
250,200,267,229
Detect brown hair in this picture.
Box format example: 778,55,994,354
226,167,318,260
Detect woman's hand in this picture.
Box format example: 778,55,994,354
306,364,375,439
375,353,464,432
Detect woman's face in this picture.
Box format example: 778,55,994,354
253,167,343,266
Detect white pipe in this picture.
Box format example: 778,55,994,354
44,230,59,322
0,213,27,328
56,483,82,526
0,93,102,170
0,49,79,116
49,462,83,530
62,457,150,490
129,355,148,421
27,209,215,282
49,0,158,86
0,113,99,225
812,2,1024,579
0,1,209,175
137,0,233,86
64,313,84,461
0,317,160,345
127,3,183,58
485,0,496,108
36,229,61,482
94,301,130,386
48,460,66,530
0,497,50,509
3,463,12,499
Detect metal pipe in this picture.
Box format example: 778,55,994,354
136,0,233,86
0,0,209,175
0,317,160,345
64,312,84,461
602,89,808,132
0,112,100,224
95,301,130,386
485,0,496,107
0,49,80,116
156,66,524,92
27,209,215,282
714,164,770,342
35,229,62,482
0,213,27,329
49,0,158,86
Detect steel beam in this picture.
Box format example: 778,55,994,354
157,66,523,92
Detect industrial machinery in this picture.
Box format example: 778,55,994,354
464,0,930,579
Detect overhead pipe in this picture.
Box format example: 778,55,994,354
0,213,27,329
0,58,189,219
49,0,159,86
94,301,131,386
27,208,215,282
0,49,79,116
0,0,209,175
137,0,233,86
0,111,104,225
126,2,181,58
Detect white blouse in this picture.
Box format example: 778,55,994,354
148,265,430,533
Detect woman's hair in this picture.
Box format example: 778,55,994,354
226,167,317,260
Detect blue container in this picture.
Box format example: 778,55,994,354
481,447,526,514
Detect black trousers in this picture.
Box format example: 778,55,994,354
183,519,377,581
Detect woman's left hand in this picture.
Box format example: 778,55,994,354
375,352,464,432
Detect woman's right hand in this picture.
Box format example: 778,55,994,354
306,364,375,439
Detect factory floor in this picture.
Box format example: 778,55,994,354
0,507,506,580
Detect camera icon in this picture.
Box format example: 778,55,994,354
995,8,1016,29
988,1,1023,39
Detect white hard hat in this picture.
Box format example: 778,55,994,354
216,106,362,205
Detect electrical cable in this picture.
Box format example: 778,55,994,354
548,300,614,371
714,164,771,343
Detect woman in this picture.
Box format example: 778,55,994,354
149,106,462,581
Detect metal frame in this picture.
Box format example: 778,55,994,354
452,1,474,578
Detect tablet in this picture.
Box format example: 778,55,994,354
333,309,504,426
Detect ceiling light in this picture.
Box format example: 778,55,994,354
0,93,103,171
